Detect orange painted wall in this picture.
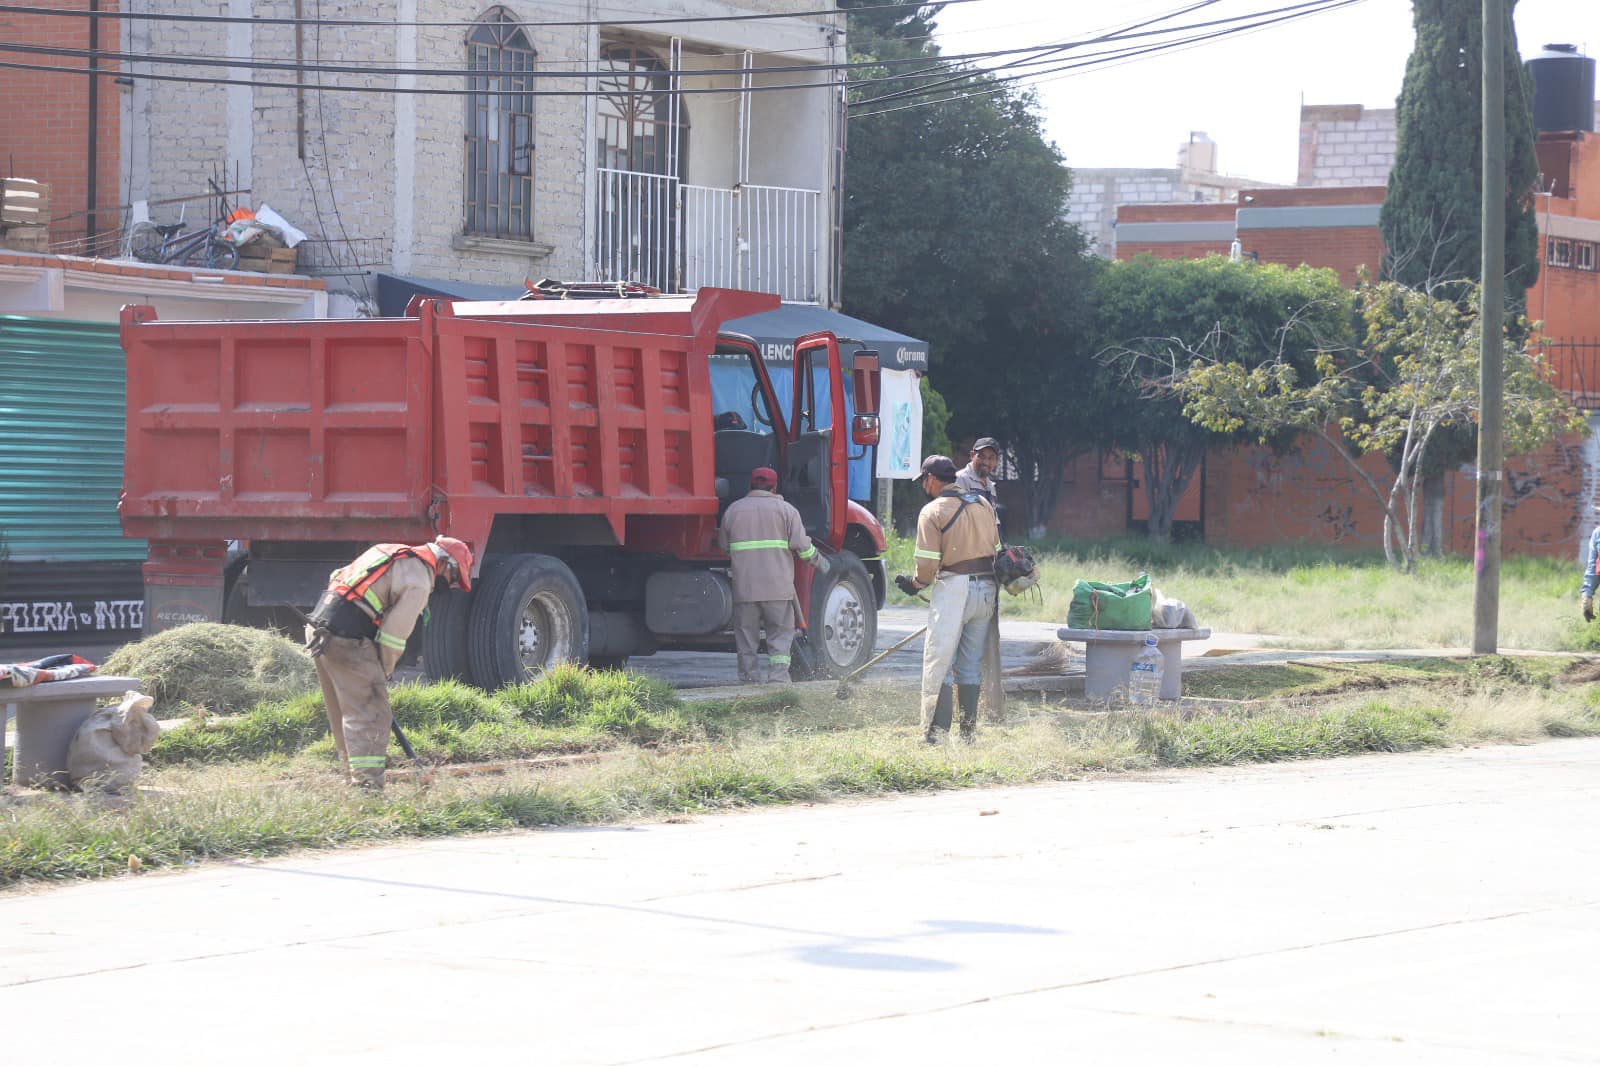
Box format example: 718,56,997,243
0,1,122,246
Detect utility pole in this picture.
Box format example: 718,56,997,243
1473,0,1505,655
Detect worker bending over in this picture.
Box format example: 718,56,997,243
306,537,474,789
896,455,1004,743
718,467,829,683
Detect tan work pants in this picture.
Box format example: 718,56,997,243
733,600,798,683
920,573,1001,730
310,630,393,789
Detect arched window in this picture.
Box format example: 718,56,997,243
597,44,686,178
464,8,536,237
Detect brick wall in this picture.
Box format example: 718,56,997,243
1242,226,1386,286
1297,104,1396,187
0,1,122,248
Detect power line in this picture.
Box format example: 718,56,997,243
849,0,1365,118
0,0,956,30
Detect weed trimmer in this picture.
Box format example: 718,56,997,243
286,604,419,761
835,623,928,700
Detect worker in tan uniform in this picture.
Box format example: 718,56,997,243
717,467,830,683
895,455,1003,743
305,537,474,789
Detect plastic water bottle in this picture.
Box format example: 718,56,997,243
1128,636,1164,707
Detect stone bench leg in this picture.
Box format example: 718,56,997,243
1082,641,1186,700
11,699,99,788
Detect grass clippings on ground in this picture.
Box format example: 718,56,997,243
102,622,316,716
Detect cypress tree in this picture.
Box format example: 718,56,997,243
1380,0,1540,305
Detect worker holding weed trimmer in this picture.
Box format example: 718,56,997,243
304,537,474,790
895,455,1004,744
718,467,829,683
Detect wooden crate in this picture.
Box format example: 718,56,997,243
0,225,49,252
238,245,298,274
1,179,51,227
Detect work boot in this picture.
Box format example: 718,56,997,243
957,685,981,743
924,685,954,744
347,754,386,792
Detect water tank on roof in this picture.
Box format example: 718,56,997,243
1528,43,1595,133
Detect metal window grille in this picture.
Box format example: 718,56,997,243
1548,237,1573,268
594,43,685,288
464,9,536,238
1576,241,1597,273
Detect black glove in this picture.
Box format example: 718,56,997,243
1585,593,1595,623
895,573,920,597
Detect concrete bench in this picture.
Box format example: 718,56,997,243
1054,628,1211,701
3,676,145,788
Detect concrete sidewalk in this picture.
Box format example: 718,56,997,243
5,739,1599,1063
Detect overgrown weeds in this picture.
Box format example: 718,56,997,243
8,658,1600,888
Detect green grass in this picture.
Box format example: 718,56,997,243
8,661,1600,887
884,532,1587,652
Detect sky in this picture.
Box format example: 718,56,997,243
930,0,1600,185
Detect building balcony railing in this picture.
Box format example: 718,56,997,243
595,167,822,303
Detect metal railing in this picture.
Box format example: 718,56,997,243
595,169,823,302
1543,338,1600,408
595,167,681,292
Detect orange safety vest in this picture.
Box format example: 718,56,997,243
311,543,438,639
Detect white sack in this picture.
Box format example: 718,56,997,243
67,690,160,793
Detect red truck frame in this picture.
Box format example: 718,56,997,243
120,288,887,686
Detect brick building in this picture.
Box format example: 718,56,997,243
0,0,845,309
1047,67,1600,561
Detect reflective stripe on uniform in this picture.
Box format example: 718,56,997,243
362,588,384,615
348,755,387,768
768,654,791,665
376,631,407,651
729,539,791,551
915,548,942,560
796,545,817,559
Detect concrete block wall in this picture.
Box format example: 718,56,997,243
1297,104,1397,188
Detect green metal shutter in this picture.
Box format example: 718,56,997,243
0,315,148,562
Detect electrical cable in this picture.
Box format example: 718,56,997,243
850,0,1364,118
0,0,961,30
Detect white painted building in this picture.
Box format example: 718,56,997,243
120,1,844,309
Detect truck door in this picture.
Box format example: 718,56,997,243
784,331,849,550
710,334,786,513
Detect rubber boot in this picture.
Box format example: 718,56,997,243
924,684,954,744
957,684,981,743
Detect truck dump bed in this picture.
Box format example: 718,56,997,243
120,288,779,548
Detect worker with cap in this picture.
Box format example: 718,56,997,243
895,454,1004,744
956,437,1001,500
1582,503,1600,622
717,467,830,683
305,536,474,790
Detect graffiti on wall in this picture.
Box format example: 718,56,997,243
0,598,144,637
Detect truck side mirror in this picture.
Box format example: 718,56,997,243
851,413,881,447
852,350,880,415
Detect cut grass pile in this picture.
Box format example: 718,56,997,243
7,656,1600,887
102,623,316,716
885,532,1586,652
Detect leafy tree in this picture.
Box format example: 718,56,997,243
1380,0,1543,555
1180,278,1580,571
840,1,1097,535
1095,256,1355,543
1381,0,1540,303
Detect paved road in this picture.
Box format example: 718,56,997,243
5,739,1598,1063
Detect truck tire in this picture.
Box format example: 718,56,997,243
467,553,589,688
791,550,876,680
422,587,473,681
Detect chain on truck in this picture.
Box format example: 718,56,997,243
118,283,889,685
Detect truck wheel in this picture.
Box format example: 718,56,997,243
791,550,876,680
422,587,473,681
467,554,589,688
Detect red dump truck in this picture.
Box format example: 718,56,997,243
118,287,888,686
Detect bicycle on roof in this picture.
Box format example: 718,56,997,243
127,184,239,270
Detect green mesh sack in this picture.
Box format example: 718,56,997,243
1066,573,1153,630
